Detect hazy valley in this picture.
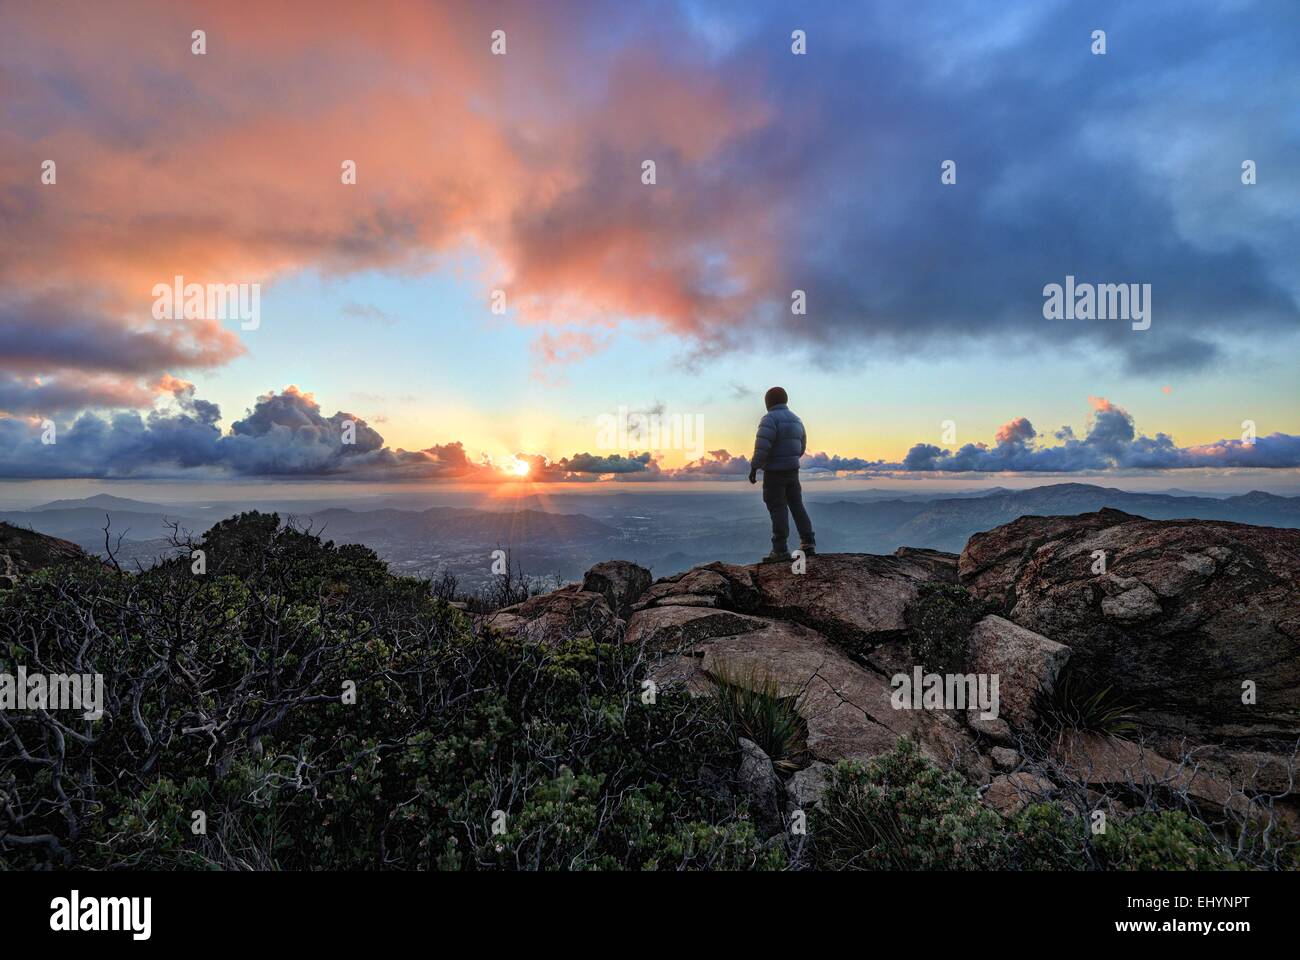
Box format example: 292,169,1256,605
6,482,1300,593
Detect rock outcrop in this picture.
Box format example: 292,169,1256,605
483,513,1300,823
959,509,1300,743
490,548,991,783
736,738,785,837
486,583,621,643
582,560,652,616
0,522,93,587
489,559,652,642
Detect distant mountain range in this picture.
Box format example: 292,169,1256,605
27,493,169,513
810,483,1300,554
4,482,1298,577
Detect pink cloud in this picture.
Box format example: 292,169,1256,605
0,0,779,408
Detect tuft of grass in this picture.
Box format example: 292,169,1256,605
1035,665,1140,738
703,660,809,774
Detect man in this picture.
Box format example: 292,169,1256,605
748,386,815,562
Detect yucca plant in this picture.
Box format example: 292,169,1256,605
1036,665,1140,739
704,660,809,773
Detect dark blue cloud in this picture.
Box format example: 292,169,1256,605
0,386,480,480
702,0,1300,372
561,452,654,474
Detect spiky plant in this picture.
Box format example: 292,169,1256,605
704,660,809,774
1036,665,1140,739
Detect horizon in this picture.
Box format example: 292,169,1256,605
4,474,1300,513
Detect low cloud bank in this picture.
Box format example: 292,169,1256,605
0,390,1295,480
899,397,1300,472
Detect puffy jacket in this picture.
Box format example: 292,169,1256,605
752,404,807,472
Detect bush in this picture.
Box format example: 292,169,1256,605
0,513,780,871
1092,811,1241,871
1006,804,1247,871
814,737,1007,870
1006,803,1090,870
905,583,984,672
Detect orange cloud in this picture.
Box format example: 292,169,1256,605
1,0,779,407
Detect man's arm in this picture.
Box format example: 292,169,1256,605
799,421,807,458
750,414,775,482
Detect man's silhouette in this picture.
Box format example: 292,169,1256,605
748,386,815,561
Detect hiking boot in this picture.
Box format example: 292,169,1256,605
761,549,790,563
798,543,816,557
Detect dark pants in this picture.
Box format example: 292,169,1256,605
762,469,815,552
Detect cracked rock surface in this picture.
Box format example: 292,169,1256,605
959,508,1300,742
632,550,991,783
483,514,1300,819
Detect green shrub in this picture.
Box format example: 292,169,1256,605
1006,803,1089,870
1092,811,1241,871
1007,804,1247,871
815,737,1007,870
0,513,780,871
905,583,984,672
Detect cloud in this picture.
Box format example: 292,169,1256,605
340,302,398,327
0,292,246,416
0,293,244,377
3,0,1294,393
899,398,1300,472
801,452,891,475
530,330,612,370
558,452,654,474
672,449,752,478
994,417,1036,446
0,385,669,481
0,386,486,480
0,373,156,416
1,388,1297,480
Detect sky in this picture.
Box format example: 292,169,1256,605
1,0,1298,489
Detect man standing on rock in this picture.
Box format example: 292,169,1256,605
749,386,816,562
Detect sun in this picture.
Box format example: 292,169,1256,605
511,458,530,477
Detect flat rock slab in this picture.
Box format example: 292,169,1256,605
624,605,771,650
650,614,987,780
1050,730,1279,824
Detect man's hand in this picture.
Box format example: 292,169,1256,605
748,467,757,485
